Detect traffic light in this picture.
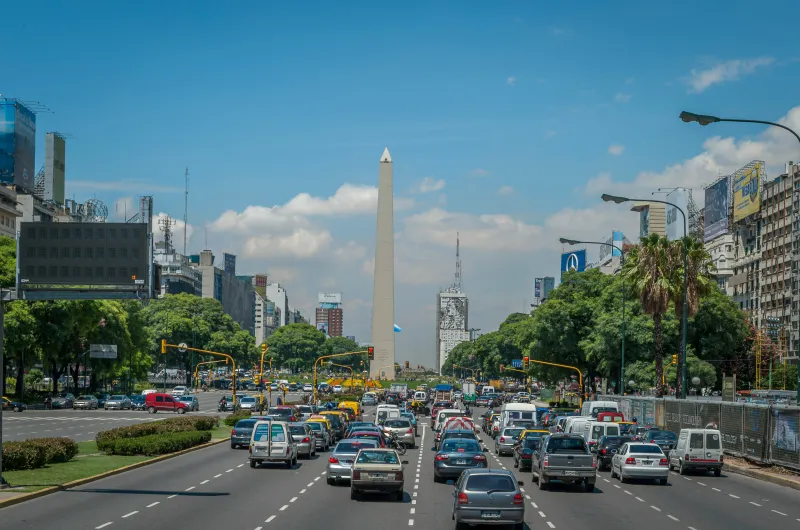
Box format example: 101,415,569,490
405,361,409,369
672,354,678,365
368,346,374,360
500,364,504,373
261,343,268,355
523,356,530,369
161,339,166,354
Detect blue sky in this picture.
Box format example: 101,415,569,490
3,0,800,367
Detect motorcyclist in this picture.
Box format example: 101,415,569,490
219,396,227,411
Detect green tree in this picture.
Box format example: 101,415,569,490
265,323,327,368
325,336,362,370
4,301,40,396
0,235,15,287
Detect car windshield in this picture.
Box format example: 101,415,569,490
77,395,91,400
603,436,633,447
110,395,126,400
466,474,516,492
240,397,256,403
306,422,322,431
336,441,377,453
235,419,257,429
648,430,677,441
629,444,664,454
356,450,398,464
267,408,292,417
385,420,410,428
298,406,313,413
179,396,193,401
522,439,541,451
548,438,587,453
503,428,524,438
441,441,480,453
289,426,307,435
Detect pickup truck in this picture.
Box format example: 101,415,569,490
532,433,597,492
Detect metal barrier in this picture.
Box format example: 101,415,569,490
599,394,800,470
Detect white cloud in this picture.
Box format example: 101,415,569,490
266,267,298,283
153,212,194,250
470,168,490,177
415,177,445,193
687,57,774,93
608,144,625,156
112,197,135,220
438,194,447,206
334,240,367,261
497,185,514,196
507,76,517,87
242,228,332,259
614,92,632,103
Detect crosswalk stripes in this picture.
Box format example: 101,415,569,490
3,416,158,422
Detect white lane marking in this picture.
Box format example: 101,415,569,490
314,476,320,481
414,484,419,489
238,464,244,468
712,487,721,492
266,515,276,523
689,527,698,530
613,484,621,489
520,487,525,492
635,497,644,502
603,478,610,482
146,502,159,508
279,505,288,511
300,489,306,494
683,476,691,480
547,523,555,529
214,474,222,478
697,482,706,486
772,510,787,516
226,468,234,473
651,506,661,512
200,480,209,484
624,490,632,495
667,515,679,521
167,495,177,499
96,524,113,529
321,471,326,475
415,478,419,483
413,492,417,497
185,486,195,491
410,508,416,514
538,511,546,518
408,519,414,526
307,482,314,487
531,502,538,509
750,502,762,507
256,527,262,530
412,500,416,505
525,494,531,499
289,497,298,503
122,511,138,518
729,494,740,499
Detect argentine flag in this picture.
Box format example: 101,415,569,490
394,324,402,333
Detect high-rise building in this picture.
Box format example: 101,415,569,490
531,276,556,308
267,282,289,327
436,234,470,373
632,202,666,238
194,250,255,335
316,292,343,337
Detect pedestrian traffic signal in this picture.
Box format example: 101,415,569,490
405,361,409,368
523,356,530,369
672,354,678,365
368,346,374,360
161,339,166,354
261,343,268,355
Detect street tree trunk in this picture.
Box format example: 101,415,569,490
654,313,665,397
675,322,684,399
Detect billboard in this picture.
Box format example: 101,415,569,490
533,278,542,306
44,133,66,204
18,222,151,293
665,188,689,241
316,322,329,335
318,292,342,304
704,177,729,242
639,208,650,237
732,162,763,223
254,274,267,288
560,249,586,275
223,253,236,275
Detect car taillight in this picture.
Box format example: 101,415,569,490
500,437,505,443
493,426,498,431
473,454,486,461
720,455,724,463
600,449,607,455
659,458,668,466
592,456,597,468
408,428,413,434
625,457,636,465
513,493,523,505
231,429,235,436
302,437,310,444
395,471,404,480
352,470,360,479
543,455,549,467
329,456,339,463
457,492,469,505
435,454,448,461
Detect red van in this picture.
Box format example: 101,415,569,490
145,392,189,414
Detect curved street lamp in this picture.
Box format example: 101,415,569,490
559,237,626,394
601,194,689,399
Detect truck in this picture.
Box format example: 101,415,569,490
461,382,477,404
532,433,597,492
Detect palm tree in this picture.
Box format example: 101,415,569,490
623,234,672,396
670,237,715,397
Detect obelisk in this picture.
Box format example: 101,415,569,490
370,147,396,380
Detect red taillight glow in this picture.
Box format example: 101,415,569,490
435,454,448,461
231,429,235,435
352,470,360,480
521,453,531,459
500,437,505,443
659,458,669,466
600,449,607,455
408,429,413,434
473,455,486,461
302,437,310,444
513,493,523,505
458,492,469,505
543,455,549,467
458,448,465,452
329,456,339,463
592,456,597,468
625,457,636,465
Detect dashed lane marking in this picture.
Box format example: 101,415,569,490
697,482,706,486
729,494,740,499
122,511,138,518
651,506,661,512
667,515,679,522
266,515,276,523
226,468,234,473
307,482,314,487
238,464,244,468
185,486,195,491
772,510,787,516
750,502,762,507
96,524,113,529
410,508,415,514
255,527,262,530
635,497,644,502
289,497,298,503
712,487,721,492
314,476,320,481
200,480,209,484
547,523,555,529
531,502,538,509
214,474,222,478
167,495,177,499
146,502,159,508
279,505,288,511
299,489,306,494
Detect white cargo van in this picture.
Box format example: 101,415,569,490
585,421,621,448
668,428,723,476
564,416,591,435
580,401,619,418
375,404,400,425
499,403,538,429
481,386,496,396
249,420,298,468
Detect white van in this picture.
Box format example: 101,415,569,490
580,401,619,419
668,428,723,476
499,403,538,429
375,404,400,425
434,409,464,431
249,420,298,468
585,421,621,448
567,417,593,438
563,416,591,435
413,391,427,402
481,386,496,396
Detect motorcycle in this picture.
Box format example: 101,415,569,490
385,431,407,455
201,384,209,392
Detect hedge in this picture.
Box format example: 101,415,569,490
103,430,212,456
96,416,219,451
24,437,79,464
223,411,251,427
3,441,47,471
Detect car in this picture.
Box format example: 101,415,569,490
327,439,379,484
249,420,298,468
130,395,146,410
231,418,258,448
303,383,314,392
104,395,132,410
640,429,678,458
512,436,540,471
288,383,298,392
350,447,407,501
74,395,99,410
611,442,669,485
348,430,387,447
433,438,488,483
177,395,200,412
270,383,279,391
238,396,259,411
594,435,634,471
95,393,111,408
438,429,479,450
267,406,299,422
305,420,332,451
382,419,415,448
332,385,344,394
288,422,316,459
495,427,525,456
361,394,377,406
145,392,189,414
171,386,188,397
451,469,525,530
51,393,75,409
400,412,419,436
2,396,26,412
296,405,316,420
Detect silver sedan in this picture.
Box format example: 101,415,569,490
104,395,131,410
382,419,415,448
611,442,670,485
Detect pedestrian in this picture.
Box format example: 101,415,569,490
277,396,283,406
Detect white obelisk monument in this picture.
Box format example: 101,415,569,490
370,147,396,380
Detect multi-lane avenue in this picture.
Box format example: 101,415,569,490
3,405,800,529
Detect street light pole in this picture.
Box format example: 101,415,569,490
680,110,800,404
601,194,688,399
559,238,625,394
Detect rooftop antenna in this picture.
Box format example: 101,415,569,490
453,232,462,291
183,167,189,256
204,226,208,249
158,215,176,254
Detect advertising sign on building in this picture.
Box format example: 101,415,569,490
639,208,650,238
316,322,329,335
704,177,729,242
44,133,66,204
532,278,542,307
0,100,36,186
732,162,763,223
318,292,342,304
254,274,267,288
560,249,586,276
665,188,689,241
223,253,236,275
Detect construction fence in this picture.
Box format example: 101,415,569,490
598,395,800,470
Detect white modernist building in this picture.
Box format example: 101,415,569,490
436,290,470,373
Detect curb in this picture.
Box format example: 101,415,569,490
724,462,800,492
0,437,228,509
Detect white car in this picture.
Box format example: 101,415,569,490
333,385,344,394
238,396,258,411
171,386,188,397
303,384,314,392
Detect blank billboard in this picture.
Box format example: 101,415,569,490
704,177,729,242
18,222,150,291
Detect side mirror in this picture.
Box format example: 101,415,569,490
402,460,409,465
517,480,524,486
483,447,489,452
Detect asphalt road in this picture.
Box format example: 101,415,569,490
1,391,307,442
4,405,800,529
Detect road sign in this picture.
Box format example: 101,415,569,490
90,344,118,359
178,343,188,352
511,359,522,368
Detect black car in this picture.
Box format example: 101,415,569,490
95,393,111,408
641,429,678,456
594,435,634,470
131,395,147,410
513,437,541,471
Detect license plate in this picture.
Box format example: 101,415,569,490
643,460,652,465
370,473,386,479
481,511,501,519
456,460,467,465
255,445,267,451
564,470,577,476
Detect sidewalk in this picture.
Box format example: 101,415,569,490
723,455,800,492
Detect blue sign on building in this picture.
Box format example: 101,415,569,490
512,359,522,368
